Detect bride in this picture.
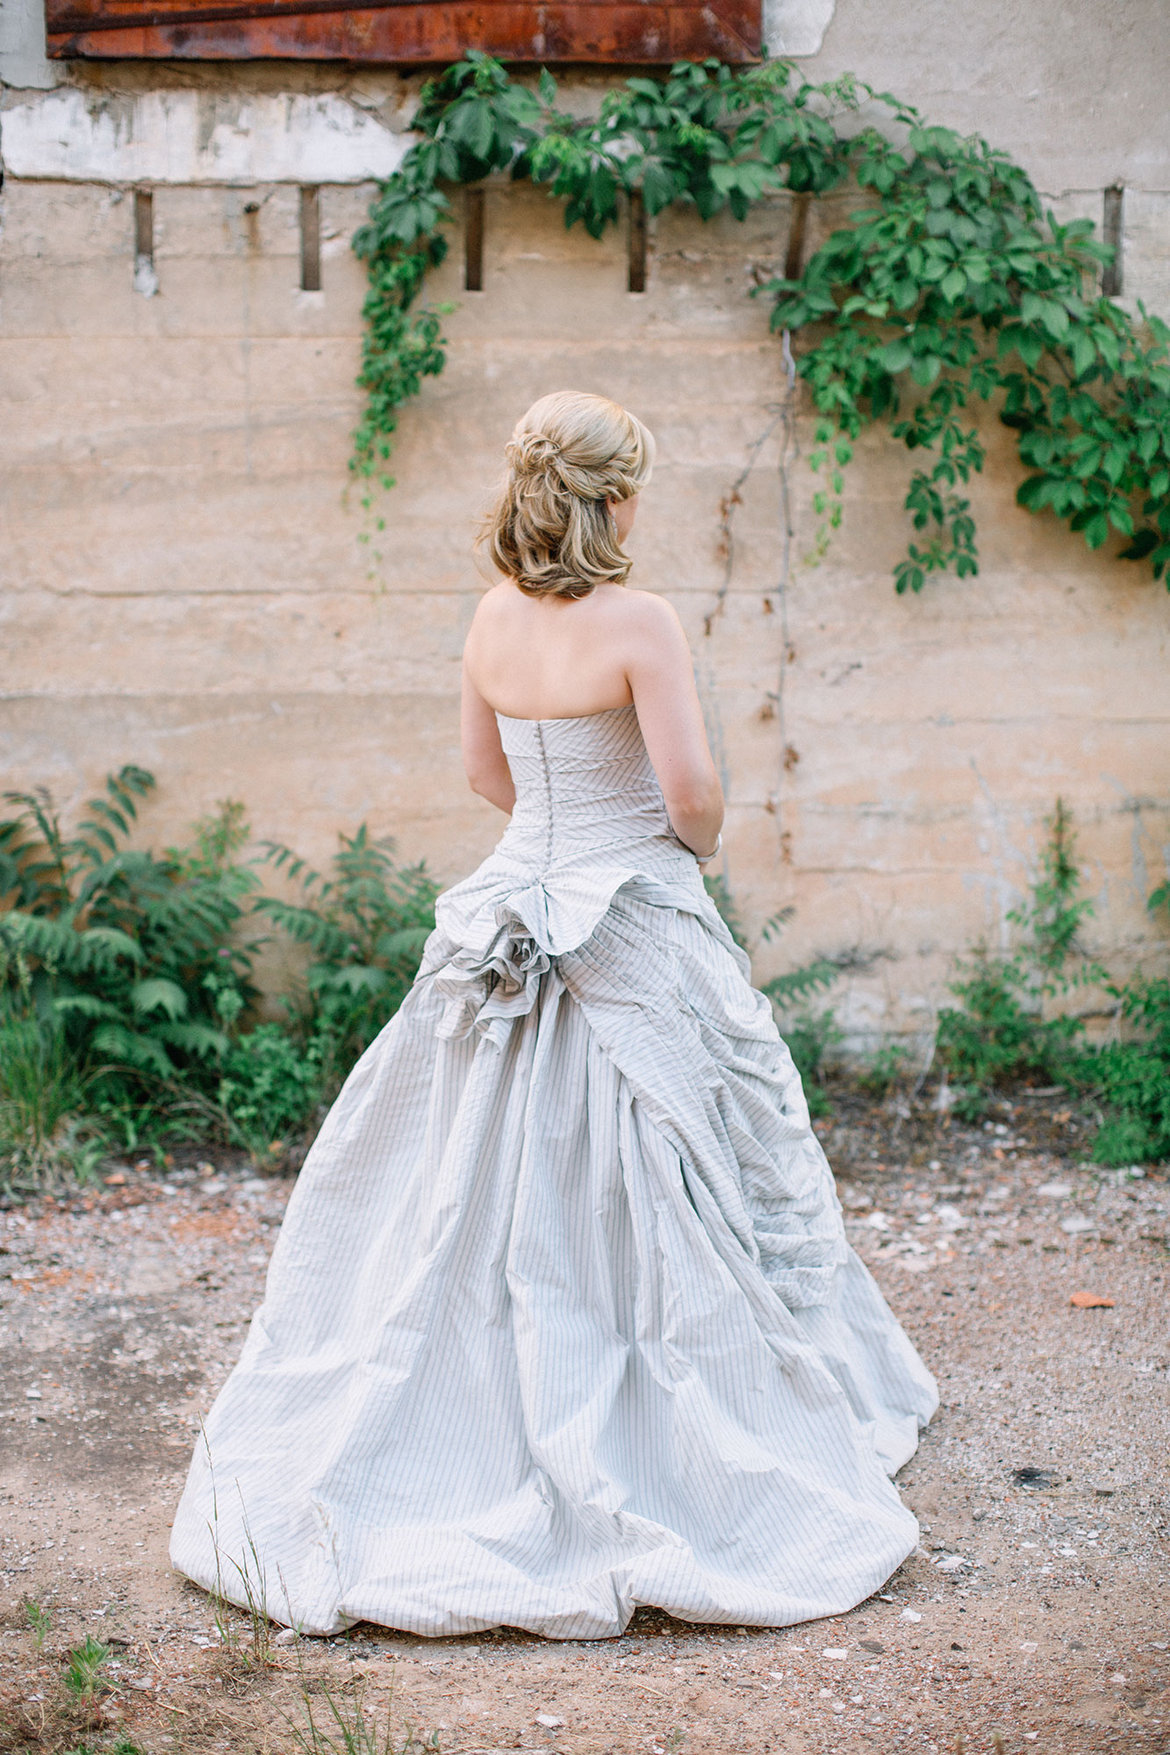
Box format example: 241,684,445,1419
170,390,937,1639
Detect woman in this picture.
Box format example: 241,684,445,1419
170,390,936,1640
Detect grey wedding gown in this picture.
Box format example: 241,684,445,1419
170,703,937,1638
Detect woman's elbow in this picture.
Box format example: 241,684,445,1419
666,775,723,818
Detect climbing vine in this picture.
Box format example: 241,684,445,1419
351,52,1170,592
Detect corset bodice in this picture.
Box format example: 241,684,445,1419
494,703,681,868
429,702,707,972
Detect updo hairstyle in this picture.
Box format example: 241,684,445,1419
483,391,655,599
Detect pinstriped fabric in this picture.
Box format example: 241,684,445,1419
169,704,937,1638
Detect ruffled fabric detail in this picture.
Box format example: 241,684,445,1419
430,909,551,1047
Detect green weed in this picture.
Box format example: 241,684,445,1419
23,1597,52,1648
288,1666,439,1755
62,1635,113,1701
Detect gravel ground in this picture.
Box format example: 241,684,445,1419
0,1095,1167,1755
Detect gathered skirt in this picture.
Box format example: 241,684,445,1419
170,872,937,1638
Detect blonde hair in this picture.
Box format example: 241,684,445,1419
483,391,655,599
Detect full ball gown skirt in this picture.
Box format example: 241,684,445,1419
170,704,937,1638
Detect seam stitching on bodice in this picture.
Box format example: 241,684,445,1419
532,720,554,873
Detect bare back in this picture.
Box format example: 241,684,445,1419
461,580,725,860
464,581,638,722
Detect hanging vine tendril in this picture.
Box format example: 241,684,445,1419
351,52,1170,593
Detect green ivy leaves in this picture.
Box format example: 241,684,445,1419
351,53,1170,592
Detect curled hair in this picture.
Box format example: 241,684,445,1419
483,391,655,598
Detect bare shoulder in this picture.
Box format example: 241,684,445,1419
615,588,689,647
596,586,679,626
465,582,516,642
469,581,514,620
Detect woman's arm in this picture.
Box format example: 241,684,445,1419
623,593,724,859
461,662,517,815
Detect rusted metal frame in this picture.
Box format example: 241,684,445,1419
49,0,762,58
50,0,444,31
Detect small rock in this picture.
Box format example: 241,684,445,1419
933,1554,968,1572
900,1608,922,1623
822,1647,849,1659
1019,1641,1038,1652
1037,1181,1072,1198
859,1640,884,1654
24,1388,42,1400
274,1629,298,1645
534,1714,565,1729
865,1211,891,1231
1061,1215,1095,1235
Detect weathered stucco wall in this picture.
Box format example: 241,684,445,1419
2,0,1168,1053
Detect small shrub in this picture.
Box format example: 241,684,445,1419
936,953,1082,1116
1086,976,1170,1164
216,1023,328,1164
935,800,1097,1115
857,1042,908,1098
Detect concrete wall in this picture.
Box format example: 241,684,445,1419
2,0,1168,1053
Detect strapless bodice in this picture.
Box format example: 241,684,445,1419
422,703,717,1040
493,703,687,873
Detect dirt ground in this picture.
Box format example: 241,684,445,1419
1,1091,1167,1755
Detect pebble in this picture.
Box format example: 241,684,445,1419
1061,1215,1096,1234
24,1387,42,1400
821,1648,849,1659
534,1713,565,1729
900,1609,922,1623
1037,1181,1073,1198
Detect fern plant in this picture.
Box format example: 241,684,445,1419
256,825,439,1083
0,771,259,1099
